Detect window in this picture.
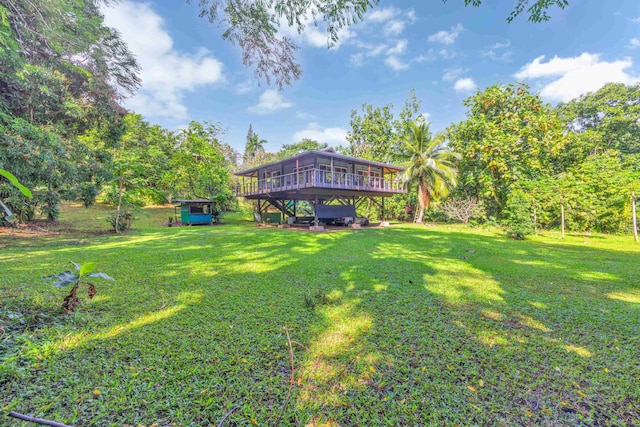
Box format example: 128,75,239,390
334,166,348,185
319,164,331,183
356,169,381,187
294,165,313,185
190,204,209,214
265,170,282,188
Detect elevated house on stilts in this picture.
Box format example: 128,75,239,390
234,148,406,228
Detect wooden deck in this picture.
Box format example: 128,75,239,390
236,168,406,199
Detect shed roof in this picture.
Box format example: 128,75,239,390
173,199,213,204
235,149,404,178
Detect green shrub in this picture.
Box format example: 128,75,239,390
108,207,134,232
504,189,534,240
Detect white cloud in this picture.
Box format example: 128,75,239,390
385,56,410,71
384,20,406,37
235,79,255,95
631,17,640,23
514,53,639,102
428,23,463,45
347,7,417,70
293,123,348,145
349,7,426,71
102,1,224,120
454,78,477,92
387,40,408,56
365,7,416,27
418,112,431,123
412,52,435,63
248,89,293,114
442,68,467,82
482,41,512,62
349,53,365,67
439,48,457,59
295,111,317,120
629,38,640,48
350,38,413,71
366,7,397,23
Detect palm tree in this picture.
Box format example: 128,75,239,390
398,121,459,224
243,131,267,166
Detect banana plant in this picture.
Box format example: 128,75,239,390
0,169,32,198
42,262,114,313
0,169,32,223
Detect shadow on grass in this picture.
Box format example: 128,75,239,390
294,226,639,426
1,223,638,426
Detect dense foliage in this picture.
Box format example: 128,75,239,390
168,121,235,208
448,83,566,217
0,2,240,226
0,0,138,220
447,83,639,235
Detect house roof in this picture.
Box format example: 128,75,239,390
235,149,404,178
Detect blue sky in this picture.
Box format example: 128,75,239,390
102,1,640,153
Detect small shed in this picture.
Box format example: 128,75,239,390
173,199,217,225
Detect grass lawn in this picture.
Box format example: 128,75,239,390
1,203,639,426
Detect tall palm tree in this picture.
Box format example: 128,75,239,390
244,133,267,165
398,121,459,223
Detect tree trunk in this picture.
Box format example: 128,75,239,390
561,201,565,239
115,178,124,234
415,179,430,224
633,191,638,243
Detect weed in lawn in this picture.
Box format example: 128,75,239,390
303,290,316,310
304,287,343,310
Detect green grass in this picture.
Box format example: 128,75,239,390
1,204,639,426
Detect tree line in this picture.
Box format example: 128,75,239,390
339,83,639,236
4,0,635,236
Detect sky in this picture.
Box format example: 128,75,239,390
101,1,640,153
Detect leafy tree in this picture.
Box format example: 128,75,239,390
346,103,395,161
503,189,534,239
558,83,640,159
219,142,241,170
0,114,75,220
277,139,328,159
344,91,424,220
518,151,640,233
453,0,569,23
0,0,139,222
1,1,139,129
105,114,174,232
346,91,421,162
449,83,566,218
191,0,569,87
168,121,234,209
397,121,459,223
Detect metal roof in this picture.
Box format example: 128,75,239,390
173,199,213,204
234,149,404,177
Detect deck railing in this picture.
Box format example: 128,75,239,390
236,168,406,196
